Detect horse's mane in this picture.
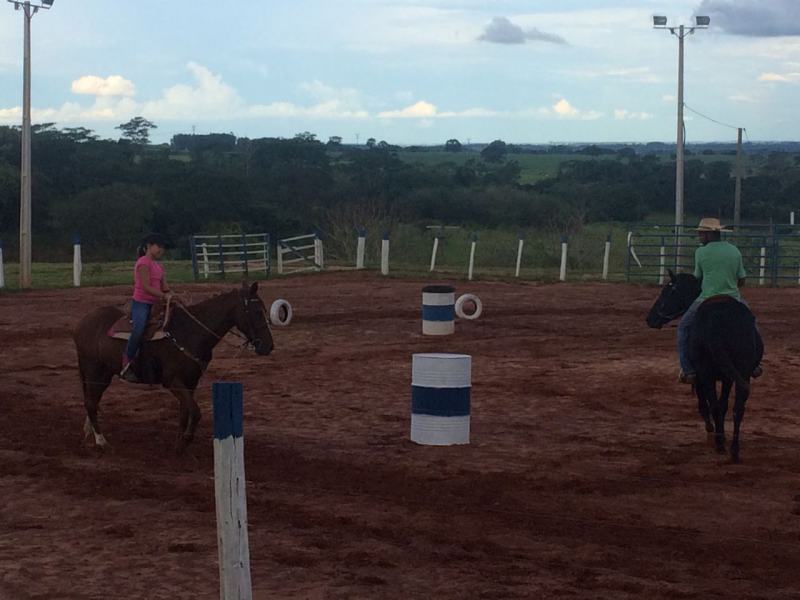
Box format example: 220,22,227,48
186,288,240,311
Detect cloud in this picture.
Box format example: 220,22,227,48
696,0,800,37
0,63,373,125
478,16,567,45
71,75,136,97
546,98,602,120
758,71,800,82
614,109,653,120
377,100,497,119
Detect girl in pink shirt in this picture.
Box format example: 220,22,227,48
121,234,172,382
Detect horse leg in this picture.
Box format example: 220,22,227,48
709,380,728,454
168,384,201,454
79,361,113,448
730,380,750,464
695,384,713,433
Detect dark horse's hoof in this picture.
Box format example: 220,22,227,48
704,421,714,433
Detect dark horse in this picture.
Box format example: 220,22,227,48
73,282,273,452
646,270,763,463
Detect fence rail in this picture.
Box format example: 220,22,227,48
277,233,322,274
190,233,270,281
626,224,800,286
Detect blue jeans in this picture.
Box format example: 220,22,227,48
125,300,152,361
678,297,751,375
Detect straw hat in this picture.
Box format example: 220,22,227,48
696,217,731,232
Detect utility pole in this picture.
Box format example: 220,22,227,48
8,0,55,289
734,127,743,228
654,14,709,270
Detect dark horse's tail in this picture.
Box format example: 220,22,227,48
704,303,752,390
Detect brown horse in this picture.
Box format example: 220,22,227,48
73,281,273,452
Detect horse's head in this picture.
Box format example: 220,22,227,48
646,269,701,329
234,281,274,356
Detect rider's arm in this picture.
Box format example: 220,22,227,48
161,273,171,294
137,264,166,299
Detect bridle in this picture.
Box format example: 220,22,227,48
654,284,692,322
165,292,271,367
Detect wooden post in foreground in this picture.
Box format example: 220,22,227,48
213,382,252,600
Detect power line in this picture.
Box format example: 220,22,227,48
683,102,743,131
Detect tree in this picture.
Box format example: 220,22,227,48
366,137,376,149
481,139,507,163
116,117,157,145
294,131,317,142
327,136,343,146
445,139,462,153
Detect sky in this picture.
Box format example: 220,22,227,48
0,0,798,145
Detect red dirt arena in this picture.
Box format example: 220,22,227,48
1,272,800,599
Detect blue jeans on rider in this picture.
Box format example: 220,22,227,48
125,300,152,362
678,297,751,375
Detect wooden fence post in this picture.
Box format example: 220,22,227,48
356,229,366,270
213,382,253,600
381,233,390,276
468,234,477,281
0,239,5,289
515,234,524,278
602,235,611,281
429,235,439,272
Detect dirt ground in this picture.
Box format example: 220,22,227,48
1,272,800,599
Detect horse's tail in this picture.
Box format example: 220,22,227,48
707,321,749,390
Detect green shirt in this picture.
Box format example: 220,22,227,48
693,241,746,301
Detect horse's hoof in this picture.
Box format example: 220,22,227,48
715,445,727,455
730,454,741,464
705,421,714,433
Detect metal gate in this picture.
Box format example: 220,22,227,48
626,224,800,287
190,233,271,281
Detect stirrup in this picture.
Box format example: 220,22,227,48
679,371,696,385
120,362,139,383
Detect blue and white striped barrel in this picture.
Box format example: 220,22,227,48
411,353,471,445
421,284,455,335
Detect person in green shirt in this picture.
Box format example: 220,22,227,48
677,217,761,384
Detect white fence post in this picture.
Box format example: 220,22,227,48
658,239,666,285
515,234,524,278
468,234,477,281
262,240,268,273
314,236,324,270
356,229,366,270
0,240,5,289
429,235,439,272
72,234,82,287
559,235,568,282
212,382,253,600
381,233,390,276
200,243,210,279
276,241,284,275
759,246,766,286
792,211,796,226
602,235,611,281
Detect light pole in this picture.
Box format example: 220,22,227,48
7,0,54,289
653,14,709,270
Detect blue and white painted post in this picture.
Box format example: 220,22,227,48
602,235,611,281
759,246,766,286
515,233,524,278
356,228,366,270
381,232,390,276
658,237,666,285
212,382,252,600
0,239,5,289
411,353,471,445
422,284,455,335
72,233,82,287
559,235,568,282
468,234,478,281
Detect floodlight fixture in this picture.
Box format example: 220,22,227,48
653,15,668,28
6,0,54,9
695,15,710,27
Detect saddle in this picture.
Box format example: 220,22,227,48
700,295,737,307
107,300,171,341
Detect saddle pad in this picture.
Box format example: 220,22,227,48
107,301,170,341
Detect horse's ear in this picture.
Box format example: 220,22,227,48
249,281,259,296
668,269,676,283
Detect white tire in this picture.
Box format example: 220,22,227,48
269,299,293,326
455,294,482,320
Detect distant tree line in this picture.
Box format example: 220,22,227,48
0,120,798,260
